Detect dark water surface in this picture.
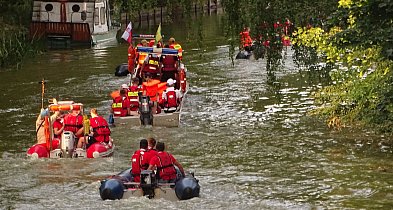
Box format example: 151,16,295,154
0,15,392,209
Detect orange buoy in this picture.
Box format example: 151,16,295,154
49,104,82,111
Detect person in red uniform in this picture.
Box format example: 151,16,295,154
147,142,185,183
111,89,131,117
168,37,183,60
128,77,141,115
63,109,84,148
240,27,253,52
139,53,160,79
131,139,158,182
52,112,65,139
89,108,111,143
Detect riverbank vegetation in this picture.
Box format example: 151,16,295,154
0,0,43,70
222,0,393,134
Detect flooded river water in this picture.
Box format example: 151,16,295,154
0,15,392,209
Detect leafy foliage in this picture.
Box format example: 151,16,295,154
292,0,393,132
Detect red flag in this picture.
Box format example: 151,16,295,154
121,22,132,43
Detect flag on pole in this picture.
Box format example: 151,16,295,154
155,23,162,45
121,22,133,43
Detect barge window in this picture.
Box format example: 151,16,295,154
45,4,53,12
72,5,80,12
94,8,99,25
100,7,106,25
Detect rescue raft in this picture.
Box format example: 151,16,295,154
99,168,200,200
26,101,114,159
113,47,188,127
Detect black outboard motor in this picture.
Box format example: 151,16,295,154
139,94,153,126
115,63,129,76
140,170,157,199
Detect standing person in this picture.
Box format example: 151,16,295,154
240,27,253,52
162,78,182,113
63,109,85,148
147,142,185,183
36,108,61,145
111,89,131,117
168,37,183,60
131,139,156,182
89,108,111,144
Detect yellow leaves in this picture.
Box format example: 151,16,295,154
338,0,353,8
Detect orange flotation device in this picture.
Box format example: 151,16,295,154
44,116,51,150
142,79,160,101
128,45,136,73
110,90,120,99
179,68,186,92
49,104,82,111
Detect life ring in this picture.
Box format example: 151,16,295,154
49,104,82,111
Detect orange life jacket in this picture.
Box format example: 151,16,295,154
128,45,136,73
142,79,160,102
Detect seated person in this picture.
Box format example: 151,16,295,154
131,139,156,182
53,112,65,139
139,53,160,79
162,78,182,113
111,89,131,117
89,108,111,144
128,77,141,116
147,142,185,183
63,109,85,148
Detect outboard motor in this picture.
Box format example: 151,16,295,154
140,170,157,199
61,131,75,158
115,63,129,76
139,94,153,126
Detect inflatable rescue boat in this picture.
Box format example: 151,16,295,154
99,168,200,200
26,101,114,159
